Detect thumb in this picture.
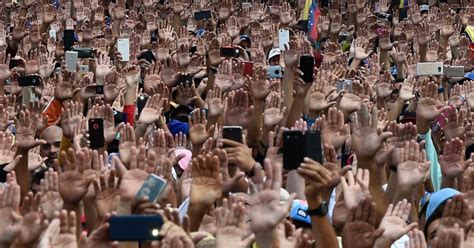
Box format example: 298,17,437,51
229,172,245,185
378,132,393,142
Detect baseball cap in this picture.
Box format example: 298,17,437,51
465,71,474,80
420,5,429,13
290,199,311,225
425,188,460,222
167,119,189,136
268,48,281,61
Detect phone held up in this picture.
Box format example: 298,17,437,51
282,130,323,170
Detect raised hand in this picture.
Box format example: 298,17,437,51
417,82,450,122
341,169,370,211
119,124,136,167
342,197,384,248
84,213,119,247
39,168,63,221
249,66,276,101
0,131,18,166
250,159,295,233
444,107,467,140
189,109,214,147
59,149,97,205
297,157,335,206
93,170,120,220
216,198,255,248
430,223,465,248
396,141,430,191
405,229,428,248
54,70,80,101
440,138,467,179
205,85,225,119
190,152,223,207
15,110,46,151
378,199,417,244
17,192,46,247
137,94,165,126
61,101,84,140
263,91,286,129
37,210,77,248
351,103,392,160
321,107,349,151
224,90,253,128
307,75,336,113
0,173,22,247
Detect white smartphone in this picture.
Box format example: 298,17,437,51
279,29,290,51
416,62,444,76
65,51,78,71
117,38,130,62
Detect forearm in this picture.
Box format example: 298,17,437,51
247,100,264,148
396,63,406,80
385,170,398,202
308,195,339,248
379,50,390,70
419,45,428,62
286,170,305,199
285,97,305,128
187,203,207,232
134,123,149,140
83,200,99,233
282,69,295,109
360,158,389,222
254,230,278,248
14,149,29,199
349,58,361,71
112,19,121,37
387,99,405,121
441,176,456,189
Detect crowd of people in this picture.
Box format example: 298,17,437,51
0,0,474,247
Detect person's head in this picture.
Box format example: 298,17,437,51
39,126,63,167
239,35,251,49
424,188,460,241
268,48,281,66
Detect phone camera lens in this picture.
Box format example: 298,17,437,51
93,123,99,129
275,70,279,75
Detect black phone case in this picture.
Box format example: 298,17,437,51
194,11,212,20
299,56,315,83
73,48,94,58
109,215,164,241
63,30,76,51
283,131,305,170
222,127,243,144
304,130,323,164
220,47,239,58
88,118,104,148
18,75,41,87
137,96,149,117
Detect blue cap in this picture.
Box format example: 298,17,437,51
167,119,189,136
290,200,311,225
425,188,460,222
465,72,474,80
196,29,206,37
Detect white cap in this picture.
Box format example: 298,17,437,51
420,5,429,12
268,48,281,61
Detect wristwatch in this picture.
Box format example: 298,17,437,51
307,201,329,216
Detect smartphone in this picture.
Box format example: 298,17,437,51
136,174,168,202
18,75,41,87
243,62,254,77
299,55,315,83
194,10,212,20
63,29,76,51
88,118,104,148
222,126,243,145
444,66,464,78
79,65,89,77
297,20,308,32
416,62,444,76
117,38,130,62
337,79,353,93
220,46,240,58
304,130,323,164
49,29,56,39
9,58,22,69
73,47,94,58
283,130,305,170
65,51,78,71
137,95,149,117
267,65,284,79
109,215,164,241
278,29,290,51
137,50,156,63
95,85,104,94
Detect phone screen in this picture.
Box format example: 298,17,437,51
136,174,168,202
18,75,41,87
279,29,290,50
223,126,243,146
63,29,76,51
299,56,315,83
117,38,130,62
283,131,305,170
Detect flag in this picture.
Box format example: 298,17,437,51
307,0,320,40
